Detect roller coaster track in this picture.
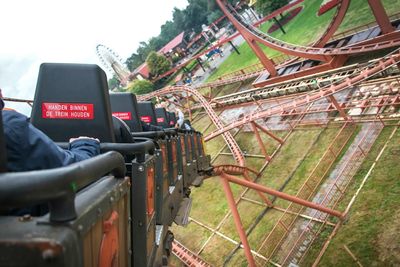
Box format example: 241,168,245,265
153,0,306,82
194,5,399,93
312,0,350,48
137,84,245,166
204,48,400,141
216,0,400,61
172,240,213,267
211,60,399,107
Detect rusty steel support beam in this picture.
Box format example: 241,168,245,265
367,0,395,34
247,39,278,77
250,122,271,161
186,94,192,121
215,0,277,76
220,175,257,267
253,122,284,144
327,95,352,121
243,171,273,207
222,172,344,219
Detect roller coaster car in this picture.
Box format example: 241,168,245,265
0,108,131,267
155,107,199,188
167,111,177,127
110,95,181,232
137,102,192,225
29,63,159,267
165,111,211,186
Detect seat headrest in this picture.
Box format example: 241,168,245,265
110,92,142,132
137,102,158,126
155,108,169,128
168,112,177,127
112,116,135,143
30,63,115,142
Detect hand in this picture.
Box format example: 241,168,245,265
69,136,100,143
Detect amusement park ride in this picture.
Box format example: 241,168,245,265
1,0,400,266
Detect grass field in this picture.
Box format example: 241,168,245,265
171,1,400,265
302,125,400,266
206,0,400,81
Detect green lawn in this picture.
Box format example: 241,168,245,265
206,0,399,81
302,126,400,266
172,0,400,264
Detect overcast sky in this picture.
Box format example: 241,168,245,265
0,0,188,114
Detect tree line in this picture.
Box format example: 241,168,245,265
120,0,288,95
125,0,226,73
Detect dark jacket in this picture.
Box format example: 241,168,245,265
3,109,100,172
2,109,101,216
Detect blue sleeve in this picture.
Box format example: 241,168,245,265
64,139,100,165
3,110,100,172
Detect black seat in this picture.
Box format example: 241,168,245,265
0,107,132,266
29,63,158,267
110,92,174,226
155,107,170,129
168,112,177,127
137,101,158,128
110,92,143,132
31,63,115,142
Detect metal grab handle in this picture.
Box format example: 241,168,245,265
131,131,166,139
133,136,161,150
100,141,155,156
0,151,126,222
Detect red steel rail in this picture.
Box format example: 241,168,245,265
172,240,213,267
216,0,400,61
152,0,305,82
205,49,400,141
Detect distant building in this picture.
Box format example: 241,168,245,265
159,32,187,58
131,62,150,80
132,31,188,80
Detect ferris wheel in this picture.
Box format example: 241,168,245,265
96,44,131,85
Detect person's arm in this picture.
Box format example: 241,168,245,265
3,110,100,171
63,138,100,165
176,109,184,127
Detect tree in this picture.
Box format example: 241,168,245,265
125,53,142,72
254,0,289,16
184,0,209,33
207,10,223,24
127,79,154,95
108,75,121,91
146,51,171,78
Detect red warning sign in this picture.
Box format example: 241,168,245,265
157,117,165,123
42,103,94,120
141,116,152,123
112,112,132,120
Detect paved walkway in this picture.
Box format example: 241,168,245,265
191,35,245,86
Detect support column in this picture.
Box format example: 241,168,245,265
229,40,240,55
196,57,206,72
367,0,395,34
215,0,277,76
246,38,278,77
327,95,352,122
250,122,271,161
253,122,284,144
243,171,273,207
186,94,192,121
223,172,344,219
220,175,257,267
